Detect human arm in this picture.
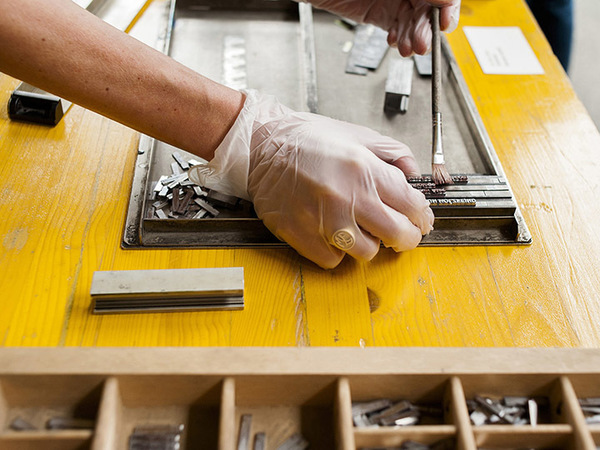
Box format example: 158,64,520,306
0,0,434,269
0,0,244,161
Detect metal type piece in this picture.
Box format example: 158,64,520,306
237,414,252,450
46,417,95,430
528,398,538,426
385,58,414,113
353,413,375,427
172,151,190,170
155,209,168,219
470,409,487,426
579,398,600,407
392,415,420,426
153,200,169,210
348,24,389,71
171,162,182,175
90,267,244,314
428,198,476,207
194,198,220,217
276,433,309,450
407,175,469,185
9,417,36,431
581,406,600,415
352,399,393,416
207,190,239,208
253,432,266,450
369,400,413,424
411,183,437,190
332,229,355,250
414,53,432,76
473,396,512,424
133,425,185,434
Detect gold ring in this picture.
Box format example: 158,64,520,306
332,229,356,251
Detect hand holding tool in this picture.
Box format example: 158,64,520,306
431,6,453,185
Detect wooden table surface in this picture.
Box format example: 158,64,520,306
1,0,599,348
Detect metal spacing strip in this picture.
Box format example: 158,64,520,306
298,3,319,113
442,36,532,244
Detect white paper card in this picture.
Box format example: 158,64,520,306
463,26,544,75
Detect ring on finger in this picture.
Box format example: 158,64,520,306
331,228,356,251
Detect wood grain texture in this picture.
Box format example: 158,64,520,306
1,0,599,348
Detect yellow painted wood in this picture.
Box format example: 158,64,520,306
1,0,600,348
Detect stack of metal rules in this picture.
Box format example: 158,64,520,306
128,424,184,450
578,397,600,424
352,398,444,427
467,395,550,426
90,267,244,314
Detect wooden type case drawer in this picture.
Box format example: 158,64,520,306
1,348,600,449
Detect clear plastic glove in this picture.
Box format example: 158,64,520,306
190,90,434,269
305,0,461,56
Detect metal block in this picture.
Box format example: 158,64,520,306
90,267,244,314
384,58,414,114
413,53,432,76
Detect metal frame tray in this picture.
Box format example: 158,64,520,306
123,0,531,248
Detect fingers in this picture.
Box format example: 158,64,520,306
261,210,346,270
356,202,427,252
361,132,422,177
388,0,460,56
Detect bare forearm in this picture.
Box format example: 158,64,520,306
0,0,243,160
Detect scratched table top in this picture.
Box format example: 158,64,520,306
1,0,599,348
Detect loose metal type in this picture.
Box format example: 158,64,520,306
122,0,531,249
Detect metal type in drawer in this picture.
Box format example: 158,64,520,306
122,0,531,249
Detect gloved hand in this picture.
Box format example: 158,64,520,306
190,90,434,269
305,0,461,56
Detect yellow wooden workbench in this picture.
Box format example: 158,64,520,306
1,0,599,349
